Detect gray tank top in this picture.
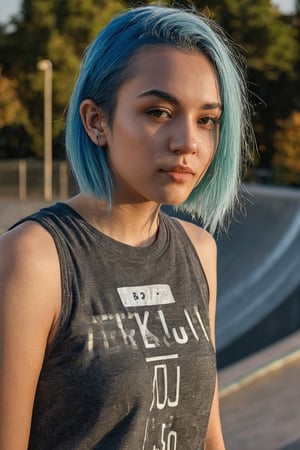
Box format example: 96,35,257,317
20,203,216,450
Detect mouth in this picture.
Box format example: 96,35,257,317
160,165,194,174
159,165,195,183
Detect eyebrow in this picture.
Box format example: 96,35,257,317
138,89,222,111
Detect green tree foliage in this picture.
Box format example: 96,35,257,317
273,111,300,185
0,74,28,128
198,0,297,77
0,0,126,158
0,72,33,158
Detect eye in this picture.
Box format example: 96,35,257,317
198,116,221,130
145,107,172,119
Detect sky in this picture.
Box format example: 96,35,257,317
0,0,297,24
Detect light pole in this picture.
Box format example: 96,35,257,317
38,59,53,201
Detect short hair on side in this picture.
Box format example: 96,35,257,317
65,5,254,233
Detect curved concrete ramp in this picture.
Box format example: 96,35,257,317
216,184,300,364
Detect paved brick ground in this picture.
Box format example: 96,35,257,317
219,331,300,450
220,359,300,450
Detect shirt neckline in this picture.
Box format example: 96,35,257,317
54,202,171,262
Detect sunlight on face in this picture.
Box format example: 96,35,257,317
103,47,221,205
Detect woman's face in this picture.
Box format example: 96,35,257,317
102,46,221,206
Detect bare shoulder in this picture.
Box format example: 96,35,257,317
0,219,56,257
175,218,217,318
175,218,217,261
0,220,60,278
0,221,61,448
0,220,61,337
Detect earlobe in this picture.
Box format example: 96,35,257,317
79,99,108,147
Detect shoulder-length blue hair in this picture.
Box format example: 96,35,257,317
65,5,253,233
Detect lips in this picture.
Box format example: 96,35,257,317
160,165,195,183
160,165,194,175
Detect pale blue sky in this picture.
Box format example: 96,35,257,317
0,0,297,24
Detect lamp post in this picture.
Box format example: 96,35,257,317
38,59,53,201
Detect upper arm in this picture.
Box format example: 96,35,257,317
0,223,61,450
177,219,225,449
177,219,217,343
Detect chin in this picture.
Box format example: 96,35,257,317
158,193,191,206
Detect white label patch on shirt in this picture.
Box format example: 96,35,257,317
117,284,175,307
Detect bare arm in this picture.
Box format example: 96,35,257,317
0,223,61,450
201,237,226,450
178,219,226,450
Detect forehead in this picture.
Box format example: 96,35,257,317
119,46,221,104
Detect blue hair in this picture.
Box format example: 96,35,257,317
65,5,253,233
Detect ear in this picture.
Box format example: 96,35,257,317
79,99,108,147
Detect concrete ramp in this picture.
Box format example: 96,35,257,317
216,184,300,366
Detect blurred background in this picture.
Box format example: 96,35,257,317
0,0,299,448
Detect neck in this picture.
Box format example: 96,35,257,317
67,194,161,247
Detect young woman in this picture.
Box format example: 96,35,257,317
0,5,252,450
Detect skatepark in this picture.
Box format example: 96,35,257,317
216,185,300,450
215,184,300,449
0,182,299,449
217,184,300,367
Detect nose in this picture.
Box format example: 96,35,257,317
169,118,198,155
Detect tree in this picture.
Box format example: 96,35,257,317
0,74,28,128
273,111,300,186
0,0,126,158
0,71,33,158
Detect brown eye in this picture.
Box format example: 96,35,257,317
198,117,220,130
146,108,172,119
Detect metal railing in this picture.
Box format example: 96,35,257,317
0,159,78,200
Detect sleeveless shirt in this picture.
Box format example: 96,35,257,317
18,203,216,450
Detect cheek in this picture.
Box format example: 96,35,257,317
198,126,219,153
106,124,146,173
199,127,219,166
210,126,220,151
114,117,146,148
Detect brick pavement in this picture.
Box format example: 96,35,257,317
219,331,300,450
